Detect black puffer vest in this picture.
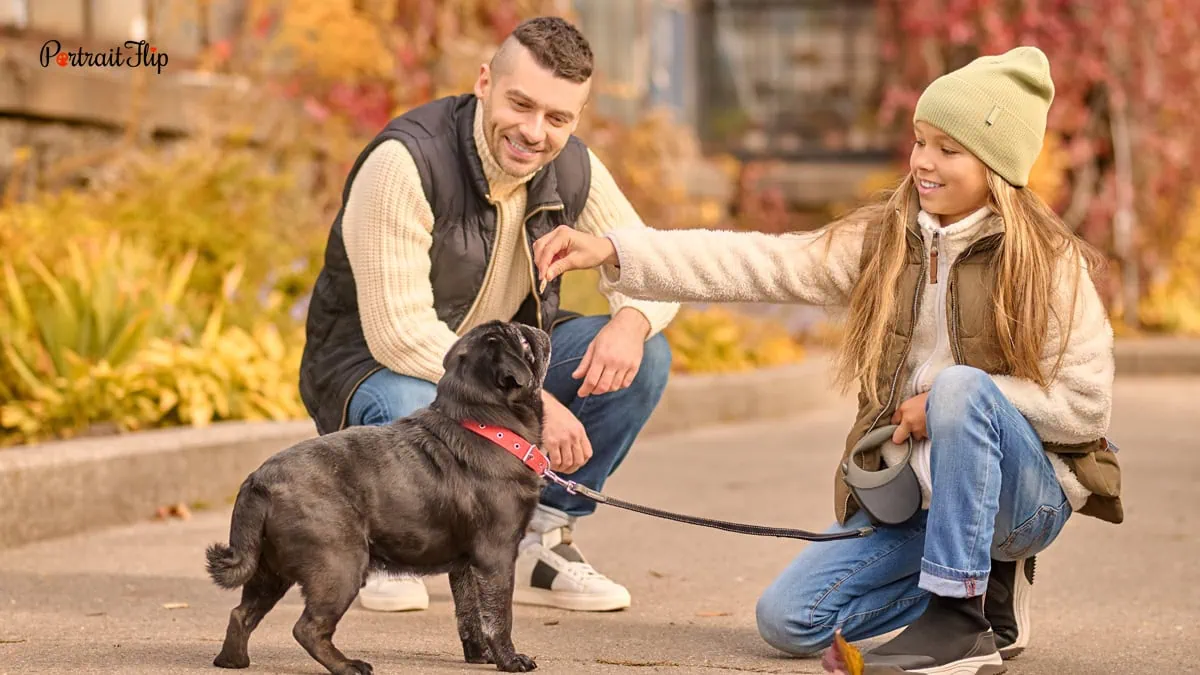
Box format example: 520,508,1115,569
299,94,592,435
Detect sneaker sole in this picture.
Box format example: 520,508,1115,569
998,559,1032,659
867,652,1006,674
513,587,630,612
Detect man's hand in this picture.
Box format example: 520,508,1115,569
541,391,592,473
532,225,619,290
890,392,930,444
573,309,650,397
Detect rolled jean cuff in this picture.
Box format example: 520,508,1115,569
919,558,989,598
529,503,575,533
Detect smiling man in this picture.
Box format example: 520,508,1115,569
298,16,679,614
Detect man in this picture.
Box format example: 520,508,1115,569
298,16,680,614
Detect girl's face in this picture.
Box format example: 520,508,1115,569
910,121,990,225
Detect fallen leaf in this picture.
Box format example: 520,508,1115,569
543,620,559,626
162,602,189,610
648,569,666,579
695,610,731,617
85,612,107,617
821,629,864,675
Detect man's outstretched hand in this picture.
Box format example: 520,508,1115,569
533,225,619,291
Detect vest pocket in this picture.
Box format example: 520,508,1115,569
1060,449,1121,498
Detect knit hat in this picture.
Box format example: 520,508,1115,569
913,46,1055,187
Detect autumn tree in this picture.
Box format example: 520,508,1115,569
875,0,1200,329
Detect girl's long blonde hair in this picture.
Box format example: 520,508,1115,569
825,170,1106,406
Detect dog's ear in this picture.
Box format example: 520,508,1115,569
496,357,531,392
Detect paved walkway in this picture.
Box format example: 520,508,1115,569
1,377,1196,674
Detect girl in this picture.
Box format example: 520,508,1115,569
532,46,1123,674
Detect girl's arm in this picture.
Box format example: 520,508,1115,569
596,222,867,308
990,257,1115,444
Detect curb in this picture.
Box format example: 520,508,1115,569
0,358,834,551
2,337,1196,550
1114,336,1200,376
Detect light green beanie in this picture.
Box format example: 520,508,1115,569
913,46,1054,187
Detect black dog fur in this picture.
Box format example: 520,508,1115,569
205,320,552,674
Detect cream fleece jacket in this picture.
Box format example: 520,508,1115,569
341,102,679,384
601,210,1114,511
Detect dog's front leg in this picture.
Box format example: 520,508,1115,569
449,564,491,664
472,551,536,672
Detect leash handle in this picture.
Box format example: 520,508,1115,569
542,471,873,543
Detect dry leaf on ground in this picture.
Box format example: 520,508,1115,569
821,629,864,675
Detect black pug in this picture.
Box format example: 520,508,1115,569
205,320,552,674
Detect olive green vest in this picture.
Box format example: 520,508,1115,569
837,206,1124,526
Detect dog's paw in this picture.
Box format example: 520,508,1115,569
462,639,493,664
495,653,536,672
212,651,250,669
337,659,373,675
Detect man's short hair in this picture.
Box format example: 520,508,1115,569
493,16,593,83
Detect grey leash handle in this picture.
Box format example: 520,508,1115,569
543,471,874,543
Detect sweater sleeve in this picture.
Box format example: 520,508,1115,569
573,148,680,337
597,215,867,308
990,258,1115,445
341,139,457,384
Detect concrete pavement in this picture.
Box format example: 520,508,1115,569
1,376,1197,674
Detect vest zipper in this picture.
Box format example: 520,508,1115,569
929,230,940,284
455,196,505,334
522,203,565,331
848,226,926,522
866,227,927,433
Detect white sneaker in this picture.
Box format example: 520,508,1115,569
513,526,631,612
358,572,429,612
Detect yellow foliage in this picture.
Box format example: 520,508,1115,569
1139,189,1200,335
0,141,325,328
664,307,806,374
1027,132,1070,207
580,109,728,231
0,320,306,447
260,0,395,80
0,233,305,446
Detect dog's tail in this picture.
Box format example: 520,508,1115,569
205,478,269,589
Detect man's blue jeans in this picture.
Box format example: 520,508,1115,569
346,315,672,519
755,365,1074,655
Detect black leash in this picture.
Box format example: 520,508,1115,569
543,471,874,543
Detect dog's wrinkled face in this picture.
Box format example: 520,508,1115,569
443,321,552,403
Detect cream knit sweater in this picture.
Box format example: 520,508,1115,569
601,210,1115,511
341,102,679,384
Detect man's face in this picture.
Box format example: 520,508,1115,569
474,45,591,178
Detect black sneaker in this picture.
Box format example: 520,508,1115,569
862,594,1006,674
986,557,1035,659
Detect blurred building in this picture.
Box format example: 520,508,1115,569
1,0,893,206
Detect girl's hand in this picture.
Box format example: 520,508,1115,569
532,225,618,290
890,392,930,444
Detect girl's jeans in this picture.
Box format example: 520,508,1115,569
755,365,1073,655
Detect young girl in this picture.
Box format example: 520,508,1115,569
532,46,1123,674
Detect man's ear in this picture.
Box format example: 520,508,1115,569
474,63,490,98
